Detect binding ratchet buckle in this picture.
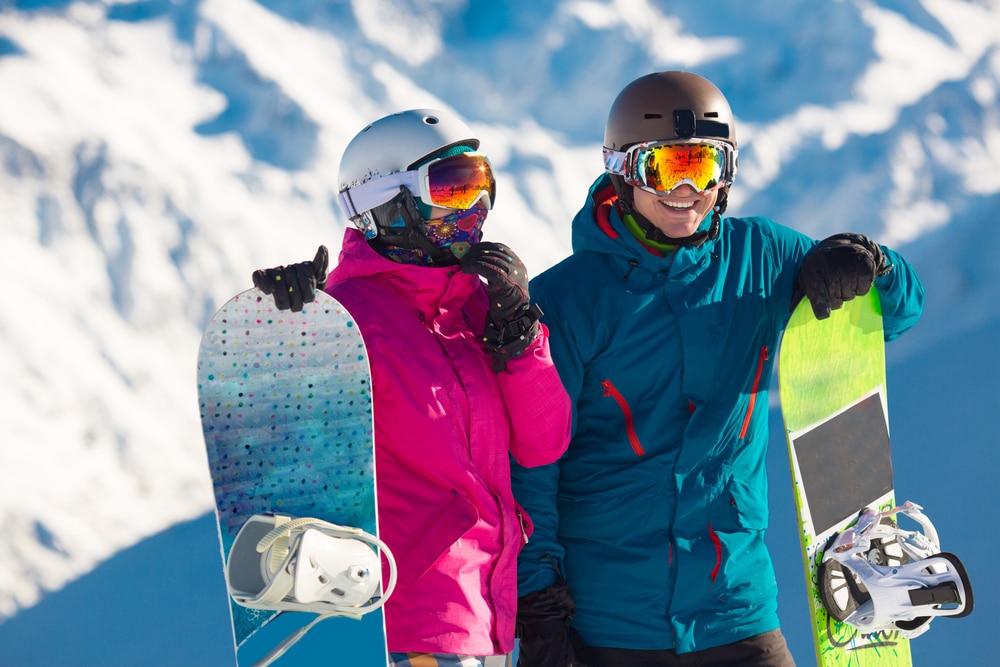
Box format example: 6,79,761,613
818,501,973,639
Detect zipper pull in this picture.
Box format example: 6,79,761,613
517,509,530,544
621,258,639,282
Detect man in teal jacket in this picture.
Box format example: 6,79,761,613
512,72,924,666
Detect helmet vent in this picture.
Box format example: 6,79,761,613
423,115,440,125
705,112,720,118
644,113,663,119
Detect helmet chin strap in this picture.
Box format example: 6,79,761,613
610,175,724,248
368,187,458,266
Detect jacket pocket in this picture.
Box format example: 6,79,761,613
397,490,479,585
601,379,645,456
710,477,769,532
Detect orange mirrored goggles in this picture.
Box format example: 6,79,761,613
338,153,495,220
417,152,496,211
604,139,737,195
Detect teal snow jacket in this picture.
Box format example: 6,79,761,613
511,174,924,654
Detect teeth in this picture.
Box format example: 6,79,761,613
662,200,694,209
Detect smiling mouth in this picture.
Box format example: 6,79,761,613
660,200,695,210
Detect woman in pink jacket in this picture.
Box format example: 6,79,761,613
252,108,572,666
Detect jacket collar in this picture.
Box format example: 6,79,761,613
573,174,719,279
329,228,481,323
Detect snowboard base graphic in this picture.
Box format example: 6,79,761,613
197,288,387,666
779,290,912,667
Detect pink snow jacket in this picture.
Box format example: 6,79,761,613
324,228,571,656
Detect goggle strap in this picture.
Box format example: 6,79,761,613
337,171,420,219
603,148,628,176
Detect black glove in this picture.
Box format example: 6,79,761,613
252,245,329,312
460,242,543,372
516,580,581,667
793,233,891,320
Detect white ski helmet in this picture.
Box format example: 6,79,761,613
336,109,481,239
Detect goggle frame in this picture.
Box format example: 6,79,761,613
338,152,495,221
604,138,738,196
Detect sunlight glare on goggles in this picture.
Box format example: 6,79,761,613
624,141,730,195
419,152,496,211
337,153,496,221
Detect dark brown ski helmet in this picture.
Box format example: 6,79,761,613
604,71,737,151
604,71,738,237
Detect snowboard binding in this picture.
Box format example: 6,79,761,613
818,501,973,639
227,513,397,616
226,513,397,666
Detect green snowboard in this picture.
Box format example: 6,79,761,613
779,289,911,667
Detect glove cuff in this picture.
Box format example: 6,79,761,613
491,303,543,341
485,304,543,372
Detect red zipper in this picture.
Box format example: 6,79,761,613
601,379,645,456
708,523,723,583
739,345,769,439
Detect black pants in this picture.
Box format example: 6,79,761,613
580,629,796,667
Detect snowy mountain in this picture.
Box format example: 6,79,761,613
1,0,998,664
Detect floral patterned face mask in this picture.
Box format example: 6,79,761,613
376,205,488,266
424,206,488,260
